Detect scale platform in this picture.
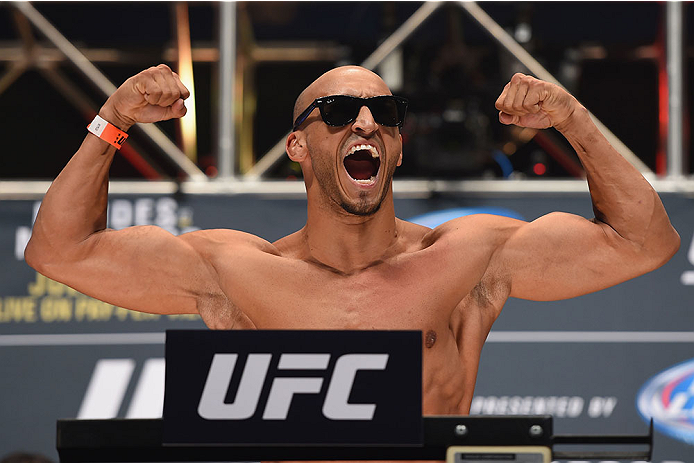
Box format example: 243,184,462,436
56,416,653,462
57,331,653,462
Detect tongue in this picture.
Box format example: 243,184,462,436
344,151,378,180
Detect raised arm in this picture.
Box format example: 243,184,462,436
25,65,228,315
490,73,680,301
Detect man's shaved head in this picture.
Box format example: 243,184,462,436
292,66,391,125
286,65,403,217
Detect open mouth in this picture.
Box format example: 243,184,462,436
343,144,380,184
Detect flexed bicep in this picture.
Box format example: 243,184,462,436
491,74,679,301
496,212,653,301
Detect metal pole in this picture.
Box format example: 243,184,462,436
666,1,684,179
13,1,207,181
361,2,442,70
217,1,236,180
459,1,653,176
245,1,442,179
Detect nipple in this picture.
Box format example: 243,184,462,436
425,330,437,348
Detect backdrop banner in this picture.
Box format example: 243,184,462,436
1,191,692,462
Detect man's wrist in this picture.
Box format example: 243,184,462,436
87,115,129,149
98,105,134,132
553,103,588,134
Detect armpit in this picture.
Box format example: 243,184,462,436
458,272,511,324
197,294,256,330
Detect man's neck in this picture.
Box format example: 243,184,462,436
302,194,400,275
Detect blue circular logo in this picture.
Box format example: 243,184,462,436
407,207,524,229
637,358,694,445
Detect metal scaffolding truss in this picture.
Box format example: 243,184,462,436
0,1,691,198
8,2,208,181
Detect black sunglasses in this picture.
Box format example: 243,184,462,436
292,95,408,132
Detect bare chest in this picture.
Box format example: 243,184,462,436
211,243,486,333
248,266,458,331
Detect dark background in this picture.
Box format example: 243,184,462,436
0,2,691,180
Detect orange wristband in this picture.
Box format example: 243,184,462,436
87,115,128,149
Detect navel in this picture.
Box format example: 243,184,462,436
425,330,437,348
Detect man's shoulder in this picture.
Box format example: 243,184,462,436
179,228,280,256
407,213,526,245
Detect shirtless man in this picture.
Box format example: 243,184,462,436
25,64,679,417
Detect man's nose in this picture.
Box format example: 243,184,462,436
351,105,378,135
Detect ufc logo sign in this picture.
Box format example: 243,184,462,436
163,330,421,445
197,353,388,420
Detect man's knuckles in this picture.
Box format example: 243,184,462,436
495,75,578,128
494,95,506,111
510,72,527,84
140,82,181,107
500,98,534,116
511,94,528,112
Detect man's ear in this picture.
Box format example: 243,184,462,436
396,134,403,166
286,132,308,163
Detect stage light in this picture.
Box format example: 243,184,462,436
176,2,197,162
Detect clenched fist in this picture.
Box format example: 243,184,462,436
495,73,580,130
99,64,190,131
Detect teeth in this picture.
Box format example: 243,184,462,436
354,176,376,184
347,144,379,158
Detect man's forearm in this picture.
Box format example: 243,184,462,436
26,130,118,266
26,65,189,271
556,105,679,254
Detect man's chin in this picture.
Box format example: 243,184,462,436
340,199,382,217
339,190,385,216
